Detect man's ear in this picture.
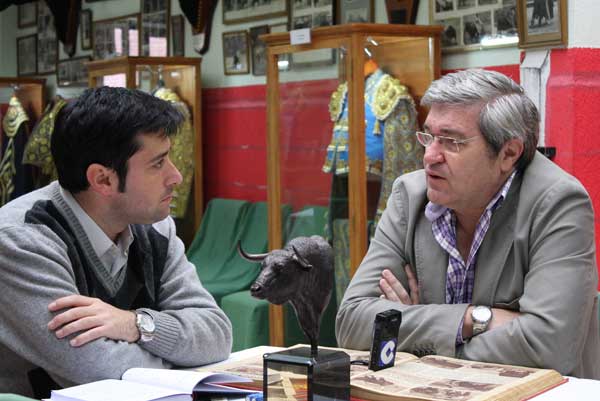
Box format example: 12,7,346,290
500,138,524,173
86,163,119,196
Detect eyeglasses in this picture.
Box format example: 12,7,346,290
415,131,479,154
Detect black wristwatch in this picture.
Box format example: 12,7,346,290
135,311,155,343
471,305,492,336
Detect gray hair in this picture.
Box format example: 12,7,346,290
421,69,539,170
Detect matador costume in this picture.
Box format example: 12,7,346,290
22,95,67,187
322,68,423,305
1,94,33,206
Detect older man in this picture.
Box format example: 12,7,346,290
336,69,600,379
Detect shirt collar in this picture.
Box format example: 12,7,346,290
59,186,133,258
425,170,517,222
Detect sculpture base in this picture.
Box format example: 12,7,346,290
263,347,350,401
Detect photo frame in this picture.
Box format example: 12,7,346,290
269,23,290,71
18,2,37,29
249,25,269,76
385,0,419,24
517,0,567,48
141,0,170,57
80,9,93,50
223,0,288,24
17,34,37,77
222,30,250,75
290,0,335,68
337,0,374,24
430,0,519,53
37,1,58,75
93,14,140,60
171,15,185,56
57,56,91,87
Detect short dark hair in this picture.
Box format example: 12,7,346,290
52,86,184,193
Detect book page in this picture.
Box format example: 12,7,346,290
122,368,251,394
50,379,191,401
351,356,564,401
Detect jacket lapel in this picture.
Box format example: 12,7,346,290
471,172,522,305
414,214,447,304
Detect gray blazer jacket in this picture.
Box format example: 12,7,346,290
336,152,600,379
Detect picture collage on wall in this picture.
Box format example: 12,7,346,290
430,0,518,52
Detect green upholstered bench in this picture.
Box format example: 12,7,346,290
187,198,251,305
0,395,37,401
221,290,270,352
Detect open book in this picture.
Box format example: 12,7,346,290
49,368,259,401
206,345,566,401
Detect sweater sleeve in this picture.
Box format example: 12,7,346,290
136,217,232,366
0,224,168,387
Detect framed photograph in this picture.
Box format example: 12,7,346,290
222,30,249,75
269,22,290,71
337,0,374,24
37,1,58,75
249,25,269,76
80,9,93,50
141,0,170,57
290,0,335,68
17,34,37,77
57,56,91,87
430,0,519,52
385,0,419,24
171,15,185,56
223,0,288,24
93,14,140,60
18,2,37,28
517,0,567,48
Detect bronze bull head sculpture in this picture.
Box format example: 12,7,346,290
237,235,333,357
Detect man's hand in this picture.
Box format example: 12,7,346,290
379,265,420,304
47,295,140,347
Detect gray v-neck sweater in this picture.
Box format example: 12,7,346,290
0,182,232,397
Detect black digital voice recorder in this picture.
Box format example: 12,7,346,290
368,309,402,371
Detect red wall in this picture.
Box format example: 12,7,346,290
203,79,339,210
202,65,521,208
545,48,600,261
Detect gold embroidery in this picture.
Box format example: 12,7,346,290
23,96,67,178
372,75,411,121
1,96,29,206
2,95,29,139
329,82,347,122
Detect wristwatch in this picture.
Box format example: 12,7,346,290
471,305,493,337
135,311,155,343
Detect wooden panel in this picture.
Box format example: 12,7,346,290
0,78,46,120
266,49,284,347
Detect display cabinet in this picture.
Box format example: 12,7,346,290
0,77,46,121
262,23,442,346
86,56,202,245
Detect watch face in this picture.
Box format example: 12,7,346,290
140,314,155,332
473,306,492,322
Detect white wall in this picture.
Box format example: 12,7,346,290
569,0,600,48
0,0,521,93
0,6,17,77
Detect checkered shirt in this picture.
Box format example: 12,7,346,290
425,170,517,305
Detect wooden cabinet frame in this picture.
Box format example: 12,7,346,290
0,77,46,121
262,23,442,346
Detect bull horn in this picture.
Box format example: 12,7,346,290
237,241,269,262
292,245,313,270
